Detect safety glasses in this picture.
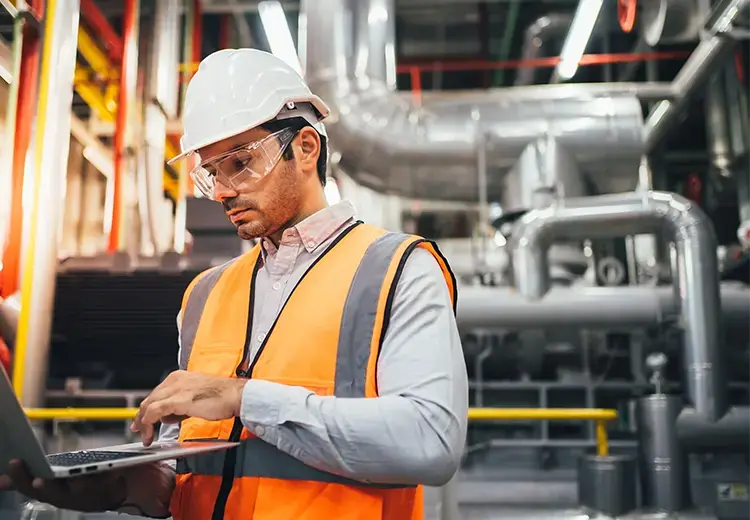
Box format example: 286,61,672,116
190,128,297,200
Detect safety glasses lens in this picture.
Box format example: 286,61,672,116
190,128,296,200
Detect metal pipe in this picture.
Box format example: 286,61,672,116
456,283,749,330
1,0,42,299
12,0,81,407
353,0,396,89
107,0,140,254
643,0,748,152
705,72,733,174
80,0,124,63
514,13,572,86
302,0,647,202
510,191,726,421
677,406,750,450
141,0,180,255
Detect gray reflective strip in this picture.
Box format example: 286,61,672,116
335,232,412,398
176,438,413,489
179,258,239,369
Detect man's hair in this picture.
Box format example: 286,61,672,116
260,117,328,186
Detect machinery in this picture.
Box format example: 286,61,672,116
0,0,749,519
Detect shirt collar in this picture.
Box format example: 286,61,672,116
260,200,356,257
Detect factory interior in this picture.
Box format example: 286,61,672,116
0,0,749,518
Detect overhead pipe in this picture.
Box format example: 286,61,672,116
510,191,726,422
302,0,650,202
643,0,749,152
514,13,573,86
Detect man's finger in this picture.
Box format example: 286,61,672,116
133,378,181,432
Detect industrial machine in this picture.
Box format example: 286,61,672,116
0,0,749,519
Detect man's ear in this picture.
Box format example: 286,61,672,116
294,127,321,175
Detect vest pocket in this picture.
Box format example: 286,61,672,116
186,343,244,378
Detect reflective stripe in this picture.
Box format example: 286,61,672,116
334,232,412,398
176,437,413,489
179,258,238,369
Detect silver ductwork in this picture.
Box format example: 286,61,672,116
302,0,658,202
643,0,749,152
457,283,750,331
510,191,726,422
514,13,573,86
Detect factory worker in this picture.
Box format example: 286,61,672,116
0,48,468,519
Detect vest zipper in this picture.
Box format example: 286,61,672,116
210,222,362,519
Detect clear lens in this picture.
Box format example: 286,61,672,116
189,128,296,200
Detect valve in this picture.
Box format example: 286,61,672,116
645,352,668,395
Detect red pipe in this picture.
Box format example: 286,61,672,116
80,0,124,64
191,0,203,65
219,14,231,49
1,0,44,298
108,0,138,253
397,50,691,74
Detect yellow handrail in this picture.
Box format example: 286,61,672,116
25,408,139,421
467,407,616,456
25,407,617,456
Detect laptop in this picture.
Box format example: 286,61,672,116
0,364,239,479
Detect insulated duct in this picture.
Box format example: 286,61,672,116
456,284,750,331
302,0,654,202
643,0,749,152
510,191,726,422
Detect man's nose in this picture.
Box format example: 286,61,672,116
213,178,237,202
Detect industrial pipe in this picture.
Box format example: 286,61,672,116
643,0,749,152
677,406,750,450
12,0,81,407
107,0,140,254
514,13,572,86
456,283,750,330
302,0,649,202
510,191,726,422
0,0,43,299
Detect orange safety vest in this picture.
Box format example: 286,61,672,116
169,222,457,520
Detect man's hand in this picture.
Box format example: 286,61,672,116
131,370,247,445
0,460,126,512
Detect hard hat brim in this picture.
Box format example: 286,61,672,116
168,95,331,166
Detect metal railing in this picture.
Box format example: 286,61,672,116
25,406,617,456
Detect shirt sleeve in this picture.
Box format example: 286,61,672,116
238,247,469,487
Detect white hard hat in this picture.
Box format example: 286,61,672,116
168,48,330,165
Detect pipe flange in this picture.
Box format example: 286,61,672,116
597,256,626,286
618,0,637,33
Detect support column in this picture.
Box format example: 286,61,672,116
12,0,81,406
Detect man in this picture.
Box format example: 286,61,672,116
0,49,468,519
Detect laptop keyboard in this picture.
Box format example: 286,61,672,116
47,450,143,467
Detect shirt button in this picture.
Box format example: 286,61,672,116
272,282,281,291
257,333,266,343
306,242,315,249
254,425,265,436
